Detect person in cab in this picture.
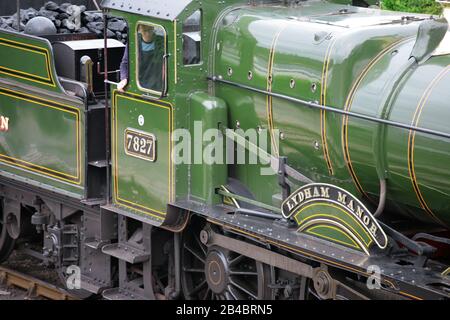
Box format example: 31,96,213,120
118,24,164,93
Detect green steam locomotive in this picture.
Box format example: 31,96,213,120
0,0,449,300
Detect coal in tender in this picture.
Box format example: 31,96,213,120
86,21,103,33
107,29,116,38
12,8,39,23
44,1,60,11
38,9,59,22
59,3,72,14
10,19,26,32
57,12,70,20
108,18,127,32
77,27,90,34
82,12,103,23
62,18,79,31
57,28,71,34
0,2,128,44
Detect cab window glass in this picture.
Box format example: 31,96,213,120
136,23,165,93
183,10,202,65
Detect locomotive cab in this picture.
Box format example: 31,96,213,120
100,0,229,228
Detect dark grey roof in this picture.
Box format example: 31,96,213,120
101,0,192,21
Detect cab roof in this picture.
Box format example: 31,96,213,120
100,0,192,21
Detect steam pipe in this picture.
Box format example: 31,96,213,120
378,221,436,256
373,179,387,218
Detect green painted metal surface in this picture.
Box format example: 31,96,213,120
112,91,173,223
0,30,65,93
211,1,450,228
0,85,84,196
189,92,228,205
0,30,84,196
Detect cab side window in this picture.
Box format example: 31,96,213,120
136,23,166,93
183,10,202,65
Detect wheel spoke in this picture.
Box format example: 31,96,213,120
154,273,165,290
228,254,245,267
156,270,168,280
229,270,258,276
225,289,237,300
194,233,207,256
227,285,244,300
182,222,276,301
184,244,205,264
202,288,211,300
188,280,207,296
183,267,204,273
308,287,321,300
230,279,258,299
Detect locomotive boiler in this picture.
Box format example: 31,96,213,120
213,1,450,229
0,0,449,300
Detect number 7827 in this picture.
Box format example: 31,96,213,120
125,129,156,161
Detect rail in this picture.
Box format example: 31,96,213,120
0,265,78,300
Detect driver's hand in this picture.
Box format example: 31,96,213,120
117,79,128,92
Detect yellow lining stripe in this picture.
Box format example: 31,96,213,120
294,203,372,246
0,37,56,87
0,88,81,185
399,291,423,300
342,38,412,198
296,212,371,247
407,65,450,226
305,223,362,251
441,267,450,276
112,91,173,220
320,38,337,176
266,24,288,157
0,55,49,81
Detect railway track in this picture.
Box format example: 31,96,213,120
0,265,78,300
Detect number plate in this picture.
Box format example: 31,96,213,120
124,128,156,162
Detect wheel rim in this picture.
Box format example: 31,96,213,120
181,222,272,300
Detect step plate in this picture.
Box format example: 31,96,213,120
101,243,149,264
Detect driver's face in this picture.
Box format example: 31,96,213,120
139,26,154,43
